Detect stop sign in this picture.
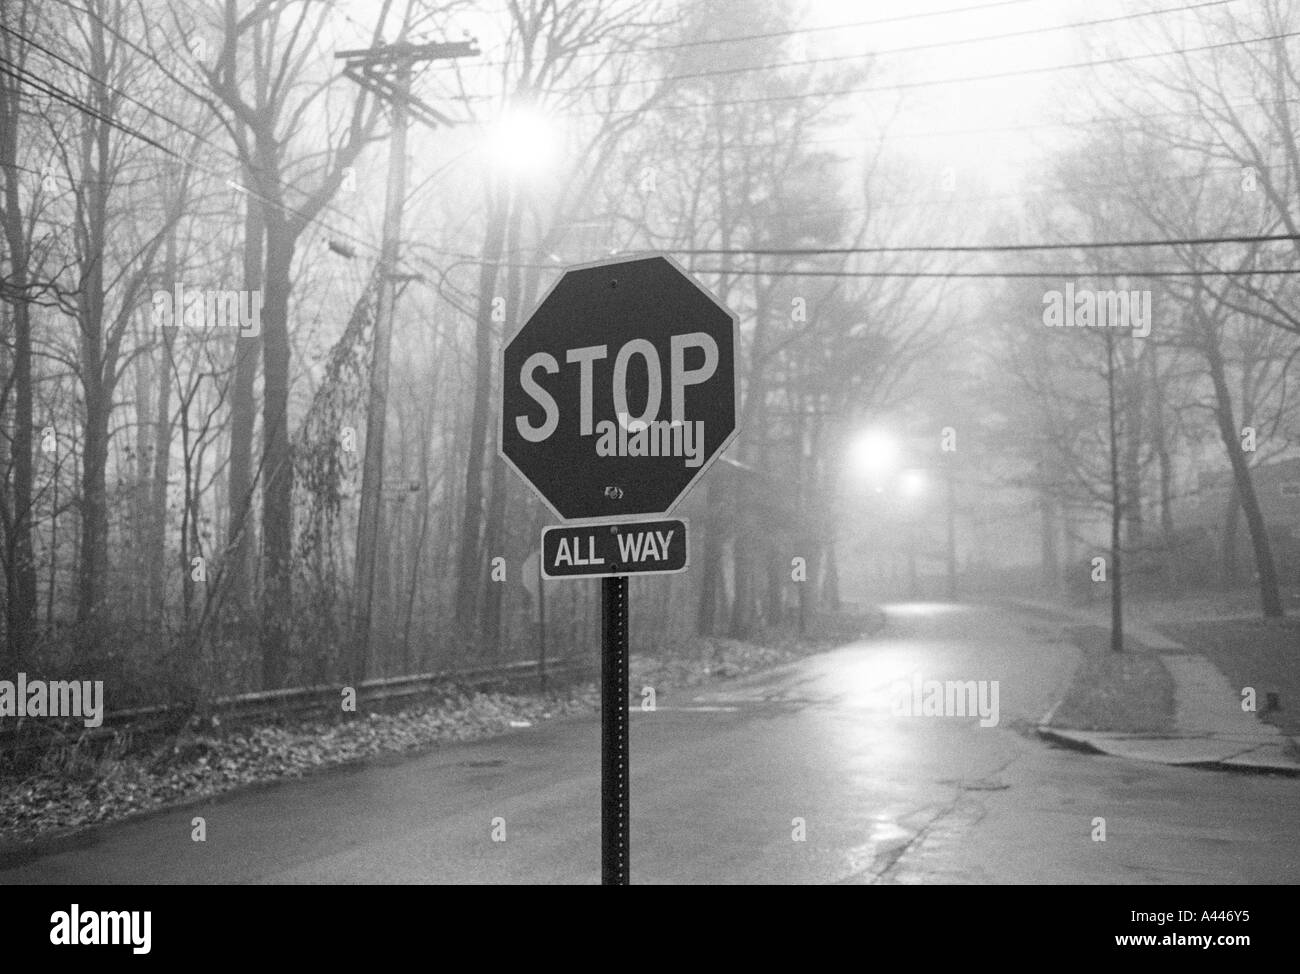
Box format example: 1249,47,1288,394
500,253,737,521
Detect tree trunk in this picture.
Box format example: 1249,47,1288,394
729,512,754,638
77,378,111,624
132,353,153,619
823,538,841,611
0,51,37,664
1149,344,1175,538
75,78,112,629
695,480,725,635
479,191,524,654
1122,382,1145,548
698,94,735,638
1221,487,1240,588
402,404,434,673
728,279,772,639
765,545,784,626
453,188,508,631
1203,319,1283,616
1039,490,1059,591
1106,332,1124,652
226,175,263,612
1118,339,1145,549
260,216,296,687
148,231,178,618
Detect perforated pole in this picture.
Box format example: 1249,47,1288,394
601,574,629,884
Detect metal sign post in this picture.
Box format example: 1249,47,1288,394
542,518,686,884
601,574,629,885
498,253,738,885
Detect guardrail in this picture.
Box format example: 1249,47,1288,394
0,656,594,762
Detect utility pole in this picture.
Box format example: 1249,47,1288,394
338,38,479,684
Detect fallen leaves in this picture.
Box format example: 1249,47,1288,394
0,686,597,846
1,627,832,846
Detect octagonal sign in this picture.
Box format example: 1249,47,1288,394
500,253,738,522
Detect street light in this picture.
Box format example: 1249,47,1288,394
849,430,907,596
850,430,901,485
848,430,961,603
485,103,560,180
898,467,928,500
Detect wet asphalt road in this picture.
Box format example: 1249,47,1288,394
4,602,1298,884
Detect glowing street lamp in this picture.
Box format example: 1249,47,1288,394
485,104,561,180
898,467,928,500
848,430,959,602
849,430,900,486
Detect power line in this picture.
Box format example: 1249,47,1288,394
13,13,1299,286
20,8,1290,184
410,252,1300,279
32,13,400,262
681,232,1300,257
25,12,1282,251
2,159,135,187
24,9,1283,177
797,150,1295,217
0,21,216,158
601,92,1300,155
0,158,245,197
762,168,1274,219
335,170,1295,265
2,50,391,264
613,156,1285,221
0,25,343,228
684,266,1300,279
471,0,1043,69
566,0,1236,94
0,56,182,161
550,29,1300,118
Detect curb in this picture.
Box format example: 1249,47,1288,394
1036,724,1300,777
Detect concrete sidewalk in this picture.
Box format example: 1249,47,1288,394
1008,599,1300,774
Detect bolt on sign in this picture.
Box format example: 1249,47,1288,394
498,252,738,886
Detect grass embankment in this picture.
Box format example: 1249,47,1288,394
1047,625,1177,734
